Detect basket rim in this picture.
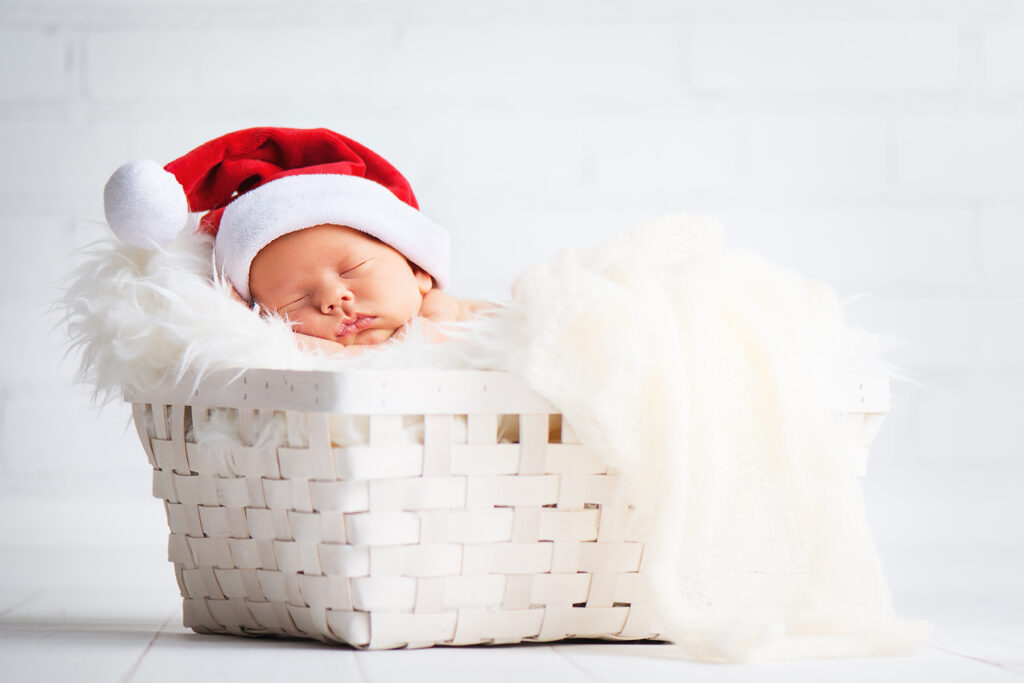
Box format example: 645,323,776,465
123,367,558,414
123,367,889,415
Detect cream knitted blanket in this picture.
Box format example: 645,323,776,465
478,214,930,661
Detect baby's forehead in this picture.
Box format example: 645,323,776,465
262,224,371,259
305,224,383,248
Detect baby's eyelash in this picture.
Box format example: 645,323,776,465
279,295,308,312
341,261,367,274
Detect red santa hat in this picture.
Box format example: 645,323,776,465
102,126,450,301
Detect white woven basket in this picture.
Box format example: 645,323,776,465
124,368,889,649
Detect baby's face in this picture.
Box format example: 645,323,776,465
248,224,433,346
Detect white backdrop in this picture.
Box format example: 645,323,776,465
1,0,1021,623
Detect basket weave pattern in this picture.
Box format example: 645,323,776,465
128,369,888,649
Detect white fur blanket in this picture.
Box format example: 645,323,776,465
61,213,929,661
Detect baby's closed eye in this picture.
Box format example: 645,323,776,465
278,295,308,313
340,260,368,275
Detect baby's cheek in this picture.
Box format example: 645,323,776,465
288,314,315,335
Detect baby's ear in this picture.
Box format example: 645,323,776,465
412,264,434,295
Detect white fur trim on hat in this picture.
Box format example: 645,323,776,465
103,159,190,248
217,173,451,301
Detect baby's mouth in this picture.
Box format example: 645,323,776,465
336,315,376,338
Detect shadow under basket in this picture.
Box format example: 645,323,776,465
124,368,890,650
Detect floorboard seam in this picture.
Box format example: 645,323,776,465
926,643,1024,677
549,645,604,682
119,610,174,683
0,590,43,619
351,649,370,683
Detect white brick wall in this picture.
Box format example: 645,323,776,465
690,22,965,92
896,114,1024,198
86,27,396,100
981,24,1024,90
744,115,890,199
0,2,1020,501
717,207,976,290
0,27,68,99
589,115,741,199
389,25,683,98
981,207,1024,282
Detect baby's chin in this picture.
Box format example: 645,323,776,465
319,323,400,346
351,325,398,345
303,322,401,347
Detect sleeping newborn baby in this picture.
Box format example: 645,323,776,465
246,223,494,356
102,126,493,356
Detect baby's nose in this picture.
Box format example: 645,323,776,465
319,283,353,314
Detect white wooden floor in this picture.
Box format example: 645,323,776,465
2,468,1021,683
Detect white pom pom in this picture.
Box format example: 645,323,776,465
103,159,190,248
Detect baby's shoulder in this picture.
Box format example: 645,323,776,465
420,289,460,321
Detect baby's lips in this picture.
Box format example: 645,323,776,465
336,315,377,338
